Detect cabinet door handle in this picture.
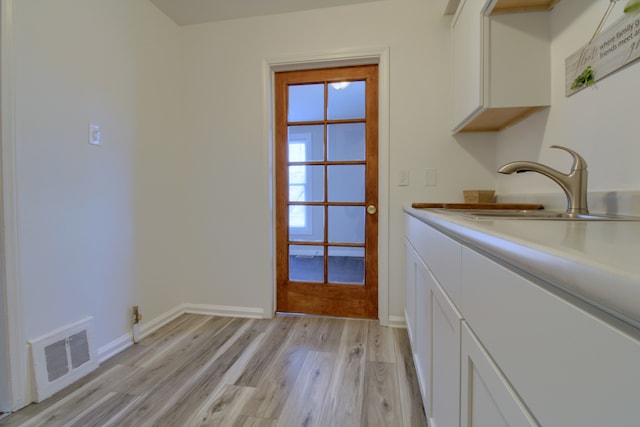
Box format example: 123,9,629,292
367,205,377,215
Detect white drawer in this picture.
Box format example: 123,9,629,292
423,224,461,306
406,215,430,263
406,215,462,307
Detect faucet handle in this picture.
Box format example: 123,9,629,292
550,145,587,171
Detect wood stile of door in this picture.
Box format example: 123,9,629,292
275,65,379,319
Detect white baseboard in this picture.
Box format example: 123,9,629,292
387,315,407,328
182,303,265,319
97,303,266,363
137,304,187,341
97,333,133,364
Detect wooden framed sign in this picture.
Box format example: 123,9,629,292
566,10,640,96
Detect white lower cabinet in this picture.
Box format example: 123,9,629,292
406,238,436,417
460,322,538,427
404,239,418,347
405,213,640,427
428,273,462,427
414,254,431,414
461,247,640,427
406,215,462,427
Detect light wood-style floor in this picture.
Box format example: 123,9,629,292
0,314,428,427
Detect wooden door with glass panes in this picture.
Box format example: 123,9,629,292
275,65,378,318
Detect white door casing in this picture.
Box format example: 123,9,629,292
1,0,29,411
262,46,391,324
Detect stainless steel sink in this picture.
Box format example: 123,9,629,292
437,209,640,221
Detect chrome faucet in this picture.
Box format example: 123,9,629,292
498,145,589,215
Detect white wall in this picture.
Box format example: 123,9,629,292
6,0,501,405
7,0,639,407
180,0,497,321
12,0,183,400
496,0,640,211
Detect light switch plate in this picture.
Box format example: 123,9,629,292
399,170,410,186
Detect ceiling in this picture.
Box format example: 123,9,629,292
149,0,381,26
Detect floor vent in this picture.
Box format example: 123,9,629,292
28,317,98,402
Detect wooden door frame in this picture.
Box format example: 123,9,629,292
274,65,378,319
262,47,393,325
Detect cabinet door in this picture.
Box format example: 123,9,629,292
414,254,431,414
462,247,640,426
451,0,487,127
461,322,539,427
413,249,462,426
407,214,462,307
429,274,462,427
405,240,418,346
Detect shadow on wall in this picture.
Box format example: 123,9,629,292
604,192,619,214
554,0,602,39
451,131,499,178
602,191,640,216
452,108,551,191
493,108,551,169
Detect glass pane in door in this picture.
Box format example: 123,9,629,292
288,165,324,203
289,205,324,242
328,246,365,284
328,206,365,244
289,245,324,282
327,81,366,120
327,123,366,161
288,125,325,162
327,165,365,203
288,84,324,122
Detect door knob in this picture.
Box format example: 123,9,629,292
367,205,377,215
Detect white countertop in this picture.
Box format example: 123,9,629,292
404,205,640,328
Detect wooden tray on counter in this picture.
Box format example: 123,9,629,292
411,202,544,210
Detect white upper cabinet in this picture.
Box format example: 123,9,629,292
450,0,552,133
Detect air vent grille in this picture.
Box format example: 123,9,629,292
29,317,98,402
69,330,90,368
44,339,68,381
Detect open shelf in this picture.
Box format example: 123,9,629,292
445,0,560,15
